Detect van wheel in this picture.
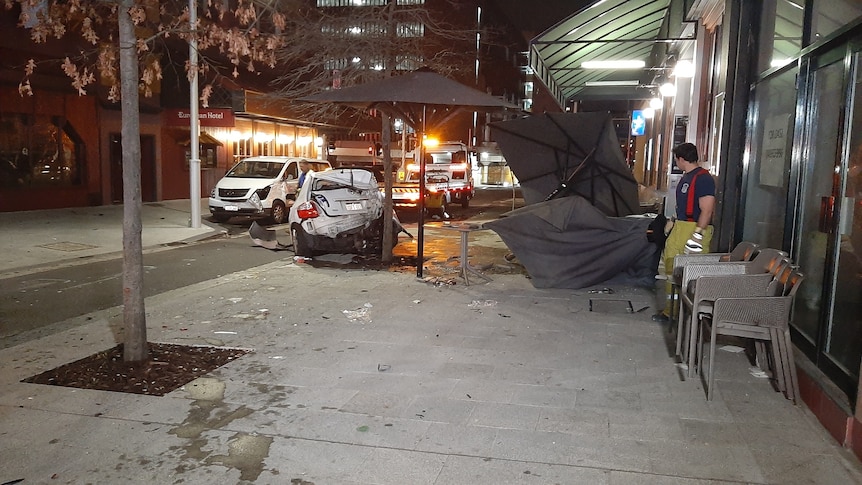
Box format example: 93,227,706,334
270,200,287,224
291,223,313,257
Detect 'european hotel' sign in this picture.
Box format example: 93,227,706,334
164,108,235,127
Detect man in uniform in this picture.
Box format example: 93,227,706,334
653,143,716,322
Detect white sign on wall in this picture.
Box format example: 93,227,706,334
760,114,791,187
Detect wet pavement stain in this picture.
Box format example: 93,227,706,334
168,377,259,478
249,382,295,406
205,432,275,482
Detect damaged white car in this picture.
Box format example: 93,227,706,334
289,168,406,257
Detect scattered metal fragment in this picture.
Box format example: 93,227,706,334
468,300,498,308
588,287,614,294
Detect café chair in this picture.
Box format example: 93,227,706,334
696,266,804,402
676,249,790,377
668,241,760,327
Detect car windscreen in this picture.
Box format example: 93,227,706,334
225,160,285,178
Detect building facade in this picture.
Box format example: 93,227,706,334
1,0,527,212
525,0,862,461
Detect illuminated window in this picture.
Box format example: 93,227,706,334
398,22,424,37
0,114,83,188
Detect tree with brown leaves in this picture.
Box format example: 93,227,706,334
9,0,286,361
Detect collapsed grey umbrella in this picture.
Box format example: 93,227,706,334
300,68,517,277
490,112,640,217
484,196,659,289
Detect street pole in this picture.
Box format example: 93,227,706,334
188,0,201,228
416,105,426,278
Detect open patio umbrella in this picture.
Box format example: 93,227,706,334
300,68,517,277
490,112,640,217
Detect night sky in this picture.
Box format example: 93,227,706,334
490,0,588,37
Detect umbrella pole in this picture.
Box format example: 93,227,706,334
416,106,426,278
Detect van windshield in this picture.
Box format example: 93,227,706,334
226,160,285,178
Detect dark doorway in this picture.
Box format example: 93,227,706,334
109,133,157,203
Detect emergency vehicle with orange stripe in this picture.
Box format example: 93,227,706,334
391,139,476,212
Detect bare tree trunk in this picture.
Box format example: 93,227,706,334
380,0,397,264
119,0,148,362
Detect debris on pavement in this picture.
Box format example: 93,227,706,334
249,221,291,250
343,303,373,323
420,276,457,286
468,300,498,308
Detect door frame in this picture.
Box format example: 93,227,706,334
109,133,157,203
790,40,860,400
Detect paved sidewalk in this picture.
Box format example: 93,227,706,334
1,200,862,483
0,198,219,277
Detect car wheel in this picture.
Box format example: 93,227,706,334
291,223,313,257
270,200,287,225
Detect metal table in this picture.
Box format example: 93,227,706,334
433,222,492,285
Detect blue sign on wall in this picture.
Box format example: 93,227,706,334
631,110,646,136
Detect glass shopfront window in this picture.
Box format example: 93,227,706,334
828,50,862,392
757,0,805,73
812,0,862,43
742,67,798,249
0,113,83,189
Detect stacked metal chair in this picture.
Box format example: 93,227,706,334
669,242,760,298
667,241,760,334
675,248,789,377
696,265,804,401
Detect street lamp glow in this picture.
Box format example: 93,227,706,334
659,82,677,97
649,97,663,109
673,59,695,78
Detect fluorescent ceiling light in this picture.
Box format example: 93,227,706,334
581,60,645,69
673,59,695,78
584,80,639,87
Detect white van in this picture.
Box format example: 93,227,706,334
209,156,331,224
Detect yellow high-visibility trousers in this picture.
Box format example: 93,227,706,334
661,221,713,316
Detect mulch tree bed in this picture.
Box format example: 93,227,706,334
22,343,250,396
